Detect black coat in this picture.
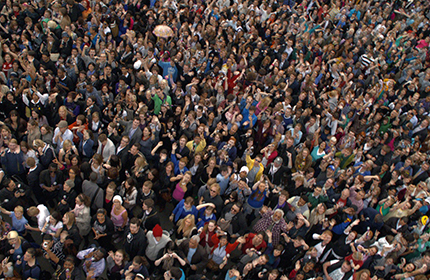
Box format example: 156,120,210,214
381,217,410,237
178,239,208,273
263,163,289,186
220,204,248,236
124,228,147,260
140,209,160,232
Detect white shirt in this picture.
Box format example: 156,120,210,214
52,128,73,150
36,205,50,231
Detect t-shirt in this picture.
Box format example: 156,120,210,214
36,205,50,231
45,216,63,238
10,212,28,233
247,165,260,183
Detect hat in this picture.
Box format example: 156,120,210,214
328,165,335,171
113,195,123,205
274,157,283,165
240,166,249,173
47,20,57,29
57,120,68,128
62,32,69,38
7,231,18,239
153,224,163,237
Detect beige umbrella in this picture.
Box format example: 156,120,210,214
153,25,174,38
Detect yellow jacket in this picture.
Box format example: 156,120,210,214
186,138,206,154
246,154,264,183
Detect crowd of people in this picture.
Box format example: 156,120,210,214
0,0,429,279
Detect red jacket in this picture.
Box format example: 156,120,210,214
210,233,239,255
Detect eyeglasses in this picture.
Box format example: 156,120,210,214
255,160,261,163
210,189,217,193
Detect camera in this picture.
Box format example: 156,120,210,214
14,184,25,194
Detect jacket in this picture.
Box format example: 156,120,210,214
220,204,248,236
145,230,171,261
1,149,25,176
96,138,115,162
120,120,143,146
172,199,198,223
75,206,91,236
124,228,147,259
210,233,239,255
82,180,104,212
178,239,208,273
246,154,264,183
77,131,94,158
140,209,160,232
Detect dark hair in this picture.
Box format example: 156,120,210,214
132,256,149,266
170,267,183,280
130,217,141,227
51,211,62,224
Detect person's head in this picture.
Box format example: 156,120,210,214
49,212,62,225
302,260,315,272
272,209,284,222
7,231,20,246
298,195,308,206
93,248,106,262
129,218,141,234
64,179,75,193
113,249,127,266
14,206,24,218
165,267,183,280
142,198,154,212
347,230,358,241
341,261,352,272
23,248,37,262
254,155,263,167
184,196,194,210
63,212,75,226
27,206,40,217
130,142,142,156
209,183,221,197
189,235,200,249
152,224,163,241
252,232,265,245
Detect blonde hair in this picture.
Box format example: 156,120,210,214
132,156,147,174
58,105,68,117
14,206,24,214
63,140,73,150
64,212,76,226
177,214,196,237
27,206,40,217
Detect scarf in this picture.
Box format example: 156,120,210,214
73,204,85,217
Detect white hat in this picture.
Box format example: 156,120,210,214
113,195,123,205
240,166,249,173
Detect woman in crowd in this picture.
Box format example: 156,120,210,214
107,249,128,280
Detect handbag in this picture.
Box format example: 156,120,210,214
217,219,231,232
206,259,219,271
160,189,172,202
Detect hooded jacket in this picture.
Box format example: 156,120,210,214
124,228,147,259
145,230,171,261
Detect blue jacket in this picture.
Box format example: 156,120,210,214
172,199,198,223
77,131,94,158
1,149,25,176
171,153,189,175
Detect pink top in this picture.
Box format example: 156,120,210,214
172,182,186,201
111,205,127,227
